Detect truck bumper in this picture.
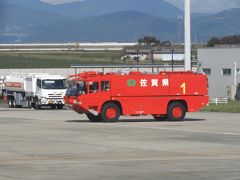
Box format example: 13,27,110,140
41,98,65,105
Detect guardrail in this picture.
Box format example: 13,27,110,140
69,64,198,74
209,97,228,105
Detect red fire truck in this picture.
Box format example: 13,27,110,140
64,71,208,122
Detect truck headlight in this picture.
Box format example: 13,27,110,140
41,98,48,104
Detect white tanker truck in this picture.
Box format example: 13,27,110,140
4,73,67,109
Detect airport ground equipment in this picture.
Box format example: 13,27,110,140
4,73,67,109
64,71,208,122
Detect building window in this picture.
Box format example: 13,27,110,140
203,68,211,75
237,69,240,75
222,69,232,76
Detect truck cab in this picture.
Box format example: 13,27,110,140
65,72,111,118
34,76,67,109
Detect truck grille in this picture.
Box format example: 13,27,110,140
48,94,62,98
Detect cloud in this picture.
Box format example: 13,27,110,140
166,0,240,13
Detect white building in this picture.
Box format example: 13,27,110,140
198,47,240,99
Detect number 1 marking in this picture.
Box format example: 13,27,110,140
181,83,186,94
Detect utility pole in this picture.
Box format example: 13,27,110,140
171,49,175,71
184,0,191,71
232,62,237,100
178,16,183,45
234,62,237,87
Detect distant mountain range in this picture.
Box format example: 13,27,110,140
1,0,183,18
192,9,240,41
28,11,177,42
0,0,240,43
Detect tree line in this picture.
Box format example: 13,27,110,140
138,36,171,46
207,35,240,47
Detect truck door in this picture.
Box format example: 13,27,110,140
82,81,100,112
81,81,110,113
36,79,42,96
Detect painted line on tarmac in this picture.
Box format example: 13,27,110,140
114,124,240,136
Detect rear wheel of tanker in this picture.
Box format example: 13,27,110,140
167,102,186,121
153,115,168,121
30,98,35,108
86,113,102,122
8,98,13,108
100,103,120,123
57,105,64,110
27,100,32,108
12,98,17,108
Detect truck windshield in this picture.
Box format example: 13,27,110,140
66,80,87,96
42,79,66,89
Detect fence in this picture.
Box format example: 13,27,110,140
0,66,198,76
209,97,228,105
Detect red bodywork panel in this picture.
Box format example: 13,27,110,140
64,71,209,116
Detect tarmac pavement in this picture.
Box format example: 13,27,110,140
0,105,240,180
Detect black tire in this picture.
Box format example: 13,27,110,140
8,98,13,108
27,100,32,108
31,98,35,108
167,102,186,121
153,115,168,121
34,98,41,110
57,105,64,110
86,113,102,122
51,105,57,109
12,98,17,108
100,103,120,123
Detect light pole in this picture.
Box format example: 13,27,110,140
185,0,191,71
234,62,237,87
233,62,237,100
150,49,154,73
171,49,175,71
178,16,183,45
151,47,158,73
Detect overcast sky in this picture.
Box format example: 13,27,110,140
41,0,240,13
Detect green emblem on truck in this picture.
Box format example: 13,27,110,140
127,79,136,87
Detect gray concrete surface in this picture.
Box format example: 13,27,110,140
0,106,240,180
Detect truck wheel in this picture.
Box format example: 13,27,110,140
34,99,41,110
27,100,32,108
57,105,64,109
167,102,186,121
153,115,167,121
31,99,35,108
12,98,17,108
100,103,120,123
51,105,56,109
86,113,102,122
8,99,13,108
